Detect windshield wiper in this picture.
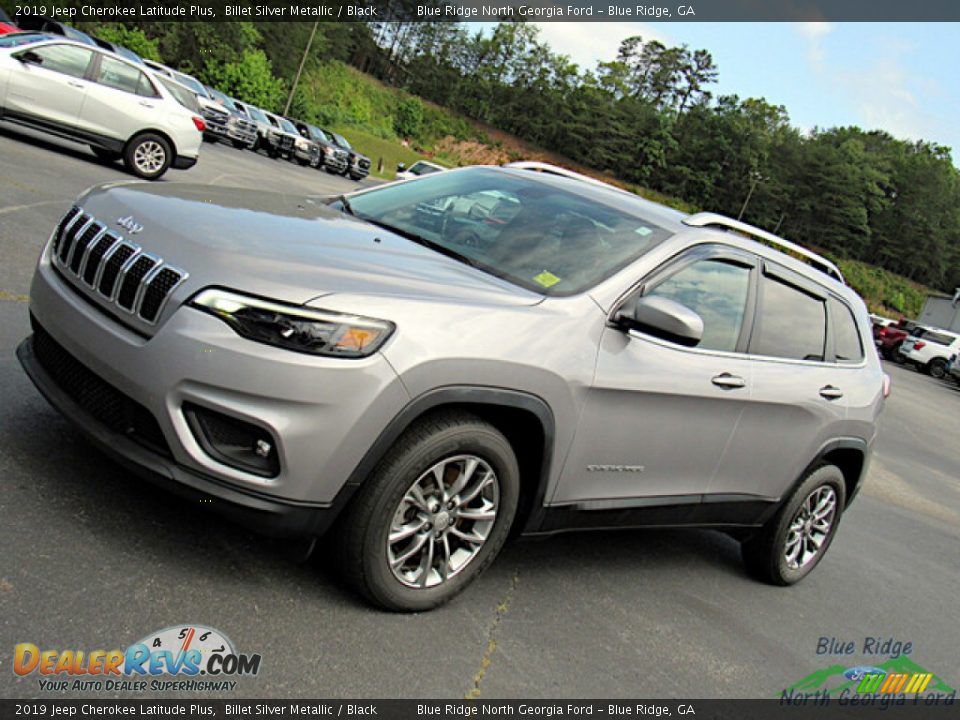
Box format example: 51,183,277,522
333,194,355,216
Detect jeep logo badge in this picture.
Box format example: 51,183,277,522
117,216,144,235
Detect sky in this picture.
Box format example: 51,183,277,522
525,22,960,162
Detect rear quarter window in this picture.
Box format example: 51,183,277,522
751,274,827,362
829,298,864,363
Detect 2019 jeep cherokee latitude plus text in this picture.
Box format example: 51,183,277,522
17,165,885,611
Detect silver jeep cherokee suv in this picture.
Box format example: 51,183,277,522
18,163,885,611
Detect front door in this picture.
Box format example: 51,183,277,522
554,245,758,508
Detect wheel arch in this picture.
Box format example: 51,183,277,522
339,386,556,535
762,438,868,524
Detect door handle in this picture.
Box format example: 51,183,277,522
67,81,85,88
711,373,746,389
139,101,155,108
819,385,844,400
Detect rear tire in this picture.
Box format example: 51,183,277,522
741,464,846,586
928,358,947,379
333,411,519,612
123,133,172,180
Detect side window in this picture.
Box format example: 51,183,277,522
95,55,151,96
752,275,826,361
830,298,864,363
645,258,751,352
24,44,94,79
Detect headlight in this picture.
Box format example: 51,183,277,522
191,289,394,358
296,138,310,151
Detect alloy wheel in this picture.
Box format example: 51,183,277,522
386,454,499,589
784,485,837,570
133,141,166,175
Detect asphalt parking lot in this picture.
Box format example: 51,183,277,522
1,126,958,700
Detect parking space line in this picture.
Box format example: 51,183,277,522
0,199,68,216
464,571,520,699
0,291,29,303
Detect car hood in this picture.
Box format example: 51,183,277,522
77,182,542,320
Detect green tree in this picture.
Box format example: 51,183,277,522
204,49,286,112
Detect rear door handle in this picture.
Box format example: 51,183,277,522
67,81,85,88
139,101,155,108
712,373,746,389
819,385,844,400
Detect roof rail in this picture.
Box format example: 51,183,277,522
683,212,844,283
504,161,634,195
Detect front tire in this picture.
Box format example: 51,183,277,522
123,133,172,180
334,411,519,612
741,464,846,586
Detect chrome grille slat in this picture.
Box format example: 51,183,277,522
117,254,159,312
82,232,122,287
51,207,188,326
58,215,92,264
67,222,106,274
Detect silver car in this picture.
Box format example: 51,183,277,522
17,163,886,611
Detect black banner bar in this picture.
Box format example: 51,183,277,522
1,699,959,719
6,0,960,23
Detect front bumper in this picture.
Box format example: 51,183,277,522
227,125,256,145
17,333,343,537
20,249,411,532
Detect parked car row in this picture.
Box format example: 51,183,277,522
0,16,372,181
873,314,960,385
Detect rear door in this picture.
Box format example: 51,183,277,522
6,43,94,128
554,244,758,507
710,262,846,501
78,52,160,143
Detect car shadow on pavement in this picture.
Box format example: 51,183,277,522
0,125,141,181
6,402,751,610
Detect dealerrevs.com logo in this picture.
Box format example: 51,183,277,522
13,625,261,693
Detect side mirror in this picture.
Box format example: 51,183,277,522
617,295,704,347
17,51,43,66
396,163,406,172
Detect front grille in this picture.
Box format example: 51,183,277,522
31,320,170,456
358,158,371,170
279,136,294,150
51,207,187,326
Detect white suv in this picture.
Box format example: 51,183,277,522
0,36,204,179
899,327,960,379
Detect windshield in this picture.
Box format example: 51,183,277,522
411,162,444,176
172,71,208,98
308,125,331,142
0,33,50,48
156,76,200,113
333,133,352,150
279,117,299,135
247,106,268,124
343,167,673,295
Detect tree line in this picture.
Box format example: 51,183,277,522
79,15,959,292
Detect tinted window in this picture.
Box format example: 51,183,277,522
830,298,864,363
95,55,154,96
752,275,826,361
156,76,199,112
25,44,93,79
0,34,51,48
922,330,958,346
647,259,751,352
